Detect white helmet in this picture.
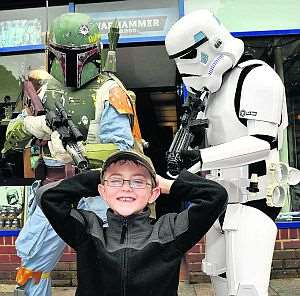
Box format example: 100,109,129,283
165,10,244,93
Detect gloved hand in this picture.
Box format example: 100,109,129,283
48,131,85,164
23,115,52,140
180,149,202,169
2,116,31,154
166,149,202,178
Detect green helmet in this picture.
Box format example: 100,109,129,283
48,13,101,88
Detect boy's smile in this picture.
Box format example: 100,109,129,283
98,160,160,217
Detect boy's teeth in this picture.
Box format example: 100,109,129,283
120,197,134,201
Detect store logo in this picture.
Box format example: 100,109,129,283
97,16,167,35
240,109,257,117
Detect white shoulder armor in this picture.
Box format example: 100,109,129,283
239,60,285,126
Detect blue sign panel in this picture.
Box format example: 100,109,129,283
88,8,178,43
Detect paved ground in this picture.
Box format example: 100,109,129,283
1,278,300,295
181,279,300,296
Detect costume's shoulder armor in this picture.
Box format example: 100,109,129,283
90,72,134,114
108,79,142,141
238,60,285,125
109,86,134,115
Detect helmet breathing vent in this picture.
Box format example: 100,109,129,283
208,55,224,75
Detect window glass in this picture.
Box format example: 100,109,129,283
243,35,300,215
0,53,45,102
0,53,45,174
0,5,68,48
184,0,300,33
0,7,46,47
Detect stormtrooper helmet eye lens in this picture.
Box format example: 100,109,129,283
180,48,197,59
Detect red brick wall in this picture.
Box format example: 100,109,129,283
0,236,20,284
0,228,299,285
0,238,76,285
185,238,208,283
272,228,300,279
52,246,77,286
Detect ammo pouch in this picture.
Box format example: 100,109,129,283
84,143,118,168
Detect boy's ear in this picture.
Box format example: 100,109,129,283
98,184,106,200
148,186,161,204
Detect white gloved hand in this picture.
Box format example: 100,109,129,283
48,131,73,164
48,131,86,164
23,115,52,140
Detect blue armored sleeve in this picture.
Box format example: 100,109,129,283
99,100,134,151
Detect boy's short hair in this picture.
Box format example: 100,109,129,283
101,150,157,186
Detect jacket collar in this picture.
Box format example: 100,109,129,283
107,207,151,225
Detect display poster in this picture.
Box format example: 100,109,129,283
0,186,25,230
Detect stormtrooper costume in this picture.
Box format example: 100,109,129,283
165,10,299,296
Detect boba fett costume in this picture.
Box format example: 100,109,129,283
9,13,143,296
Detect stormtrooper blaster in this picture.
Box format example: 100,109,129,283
45,101,89,171
166,88,209,177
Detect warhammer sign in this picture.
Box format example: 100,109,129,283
97,16,167,35
88,7,178,40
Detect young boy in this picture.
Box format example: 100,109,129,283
37,150,228,296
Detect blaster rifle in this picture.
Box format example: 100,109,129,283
22,78,88,170
166,88,209,177
46,101,89,171
23,80,45,116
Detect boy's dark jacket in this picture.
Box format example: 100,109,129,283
37,169,227,296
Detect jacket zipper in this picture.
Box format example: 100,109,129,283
120,218,128,296
120,218,128,244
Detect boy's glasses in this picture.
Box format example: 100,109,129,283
104,178,152,189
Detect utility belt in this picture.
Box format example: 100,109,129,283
84,143,118,169
207,162,291,208
35,159,76,185
209,175,267,204
16,266,50,286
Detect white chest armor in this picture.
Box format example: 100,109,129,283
196,60,288,204
206,67,246,146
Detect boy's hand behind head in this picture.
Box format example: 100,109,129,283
156,175,174,195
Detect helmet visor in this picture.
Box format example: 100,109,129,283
48,43,99,88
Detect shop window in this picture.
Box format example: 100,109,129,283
243,35,300,214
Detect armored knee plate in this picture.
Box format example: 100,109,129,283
203,204,277,296
223,204,277,296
